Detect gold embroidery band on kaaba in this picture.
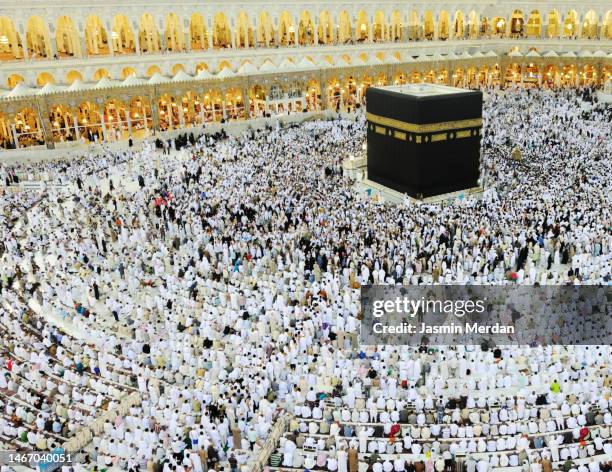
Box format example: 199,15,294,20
366,112,482,133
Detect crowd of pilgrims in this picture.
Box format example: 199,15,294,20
0,88,610,472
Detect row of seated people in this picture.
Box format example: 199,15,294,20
269,420,609,471
0,276,138,454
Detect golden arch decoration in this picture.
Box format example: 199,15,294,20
278,11,295,46
410,71,422,84
298,11,314,46
36,71,55,86
171,63,185,75
7,73,24,88
93,68,110,81
0,16,24,60
582,10,598,39
195,63,208,74
177,91,203,125
121,67,136,79
128,96,153,135
480,16,490,37
423,11,435,40
390,11,402,41
15,107,43,147
492,17,506,36
190,13,208,51
165,13,185,52
318,11,333,44
56,16,81,57
547,10,561,38
213,12,232,48
84,15,109,56
235,12,253,48
158,94,178,130
0,112,16,148
224,87,246,119
453,11,465,39
510,10,525,36
257,12,274,47
408,11,420,40
526,10,542,37
49,104,75,143
355,10,369,42
139,13,161,53
563,10,578,38
337,11,352,44
103,99,128,140
604,11,612,39
423,69,435,84
146,65,162,77
112,14,135,54
26,16,51,58
467,11,479,38
373,11,386,42
75,102,102,144
438,11,450,40
65,70,83,84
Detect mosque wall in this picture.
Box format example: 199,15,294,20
0,0,610,150
0,55,609,150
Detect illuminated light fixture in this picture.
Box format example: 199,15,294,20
0,35,9,45
53,121,59,127
111,31,119,39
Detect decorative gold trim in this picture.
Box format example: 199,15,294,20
431,133,447,142
415,136,422,144
367,112,482,133
394,130,407,141
375,125,386,135
456,130,472,139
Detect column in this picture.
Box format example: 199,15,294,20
231,21,237,49
21,31,29,61
150,94,160,131
126,112,132,136
320,73,328,110
142,107,149,132
222,101,227,120
11,124,19,148
81,34,88,57
167,102,173,130
177,104,185,128
107,21,115,56
313,23,318,45
294,20,299,46
199,103,205,123
242,87,250,119
208,18,214,49
185,29,191,52
433,13,439,40
73,113,80,140
100,113,108,141
134,21,141,54
48,28,57,58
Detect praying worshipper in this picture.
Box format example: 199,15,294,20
0,88,610,472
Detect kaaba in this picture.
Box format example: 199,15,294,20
366,84,482,199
